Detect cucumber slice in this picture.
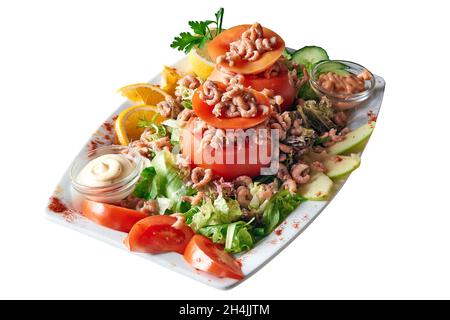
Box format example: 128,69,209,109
323,154,361,180
316,61,350,76
328,122,376,155
299,172,333,201
291,46,329,70
330,69,351,76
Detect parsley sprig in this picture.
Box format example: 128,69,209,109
170,8,224,53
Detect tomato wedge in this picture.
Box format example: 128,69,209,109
181,118,272,180
184,235,244,280
81,200,148,233
208,24,285,75
208,67,296,110
125,215,194,254
192,81,270,129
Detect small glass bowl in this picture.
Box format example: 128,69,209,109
70,145,144,203
310,60,376,111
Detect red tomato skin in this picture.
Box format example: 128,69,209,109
181,119,272,181
126,216,194,255
81,200,148,233
184,235,244,280
208,67,296,110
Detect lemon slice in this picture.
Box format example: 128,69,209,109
115,105,166,146
117,83,171,105
161,66,183,96
188,47,215,80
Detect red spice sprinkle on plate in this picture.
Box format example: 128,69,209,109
88,138,101,151
275,227,283,236
48,196,79,222
48,196,68,213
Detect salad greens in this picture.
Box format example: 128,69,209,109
187,189,304,253
185,194,259,253
175,84,196,109
161,119,182,146
199,221,254,253
297,97,338,134
132,150,195,213
262,190,305,234
137,114,167,139
132,167,158,200
170,8,225,53
189,195,242,232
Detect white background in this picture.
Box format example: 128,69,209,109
1,0,449,299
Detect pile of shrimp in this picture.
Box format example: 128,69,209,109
216,22,277,66
200,80,270,118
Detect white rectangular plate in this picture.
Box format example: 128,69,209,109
46,56,385,290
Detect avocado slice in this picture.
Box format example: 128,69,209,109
323,154,361,180
299,172,333,201
328,121,376,155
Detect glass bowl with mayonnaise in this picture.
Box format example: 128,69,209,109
70,145,145,203
310,60,376,110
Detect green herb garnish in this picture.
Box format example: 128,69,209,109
137,114,167,140
181,100,192,109
170,8,225,53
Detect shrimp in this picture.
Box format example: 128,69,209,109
277,163,291,180
234,175,253,188
177,75,201,89
156,96,182,119
149,136,171,152
191,167,213,189
140,200,159,215
200,80,222,106
282,179,297,194
181,191,205,206
311,161,327,173
257,182,277,201
236,186,252,208
176,108,195,127
290,163,311,184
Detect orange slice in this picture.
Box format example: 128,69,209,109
115,105,166,146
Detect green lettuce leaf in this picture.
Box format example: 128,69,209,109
198,224,227,243
189,195,242,232
157,197,174,214
151,150,184,200
198,220,254,253
184,205,200,225
131,167,158,200
262,190,305,234
132,151,196,212
210,195,242,224
190,200,214,231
